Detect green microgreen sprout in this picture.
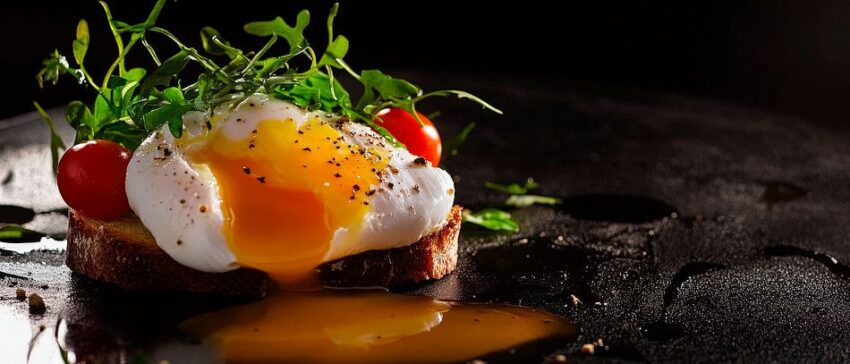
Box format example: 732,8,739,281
34,0,501,174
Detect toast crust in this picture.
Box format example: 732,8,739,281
66,206,462,296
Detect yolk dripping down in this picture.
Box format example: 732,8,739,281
194,118,389,282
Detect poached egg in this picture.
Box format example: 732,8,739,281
125,95,455,282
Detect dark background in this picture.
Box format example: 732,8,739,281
3,0,850,127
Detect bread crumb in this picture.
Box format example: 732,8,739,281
595,337,605,347
580,343,595,354
568,294,581,307
15,288,25,301
550,354,568,363
28,293,46,314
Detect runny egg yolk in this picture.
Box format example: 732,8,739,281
194,118,389,282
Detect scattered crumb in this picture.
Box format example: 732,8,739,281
468,360,487,364
568,294,581,307
549,354,568,363
15,288,25,301
28,293,46,314
580,343,595,354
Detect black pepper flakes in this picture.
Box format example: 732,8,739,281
334,173,342,178
387,182,395,190
257,176,266,183
179,199,186,204
176,240,183,245
412,157,427,166
242,166,251,175
366,189,376,196
303,147,312,152
199,205,208,213
413,184,421,193
206,121,212,130
352,184,361,191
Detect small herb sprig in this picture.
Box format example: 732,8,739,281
463,178,562,232
35,0,501,171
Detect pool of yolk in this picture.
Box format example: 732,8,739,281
194,118,388,282
180,290,577,363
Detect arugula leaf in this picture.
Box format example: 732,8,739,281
93,93,115,131
139,50,190,97
417,90,503,115
358,70,420,108
485,178,539,195
462,209,519,232
505,195,563,208
138,87,192,137
486,178,562,208
0,224,46,243
443,122,475,158
270,73,351,113
244,10,310,51
318,3,349,69
96,121,147,151
33,102,67,175
72,20,90,66
65,100,94,142
201,27,232,57
124,67,147,83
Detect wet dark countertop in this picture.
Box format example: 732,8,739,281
3,73,850,363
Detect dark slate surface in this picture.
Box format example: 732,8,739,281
2,74,850,363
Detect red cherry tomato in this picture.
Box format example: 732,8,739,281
374,108,442,166
57,140,132,220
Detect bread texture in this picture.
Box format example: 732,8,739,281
66,206,462,296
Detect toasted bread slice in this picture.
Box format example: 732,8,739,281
66,206,462,296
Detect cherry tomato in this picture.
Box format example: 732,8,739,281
57,140,132,220
374,108,442,166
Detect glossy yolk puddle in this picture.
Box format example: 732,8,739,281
194,118,388,282
180,291,577,363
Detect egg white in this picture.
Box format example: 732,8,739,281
126,95,455,273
